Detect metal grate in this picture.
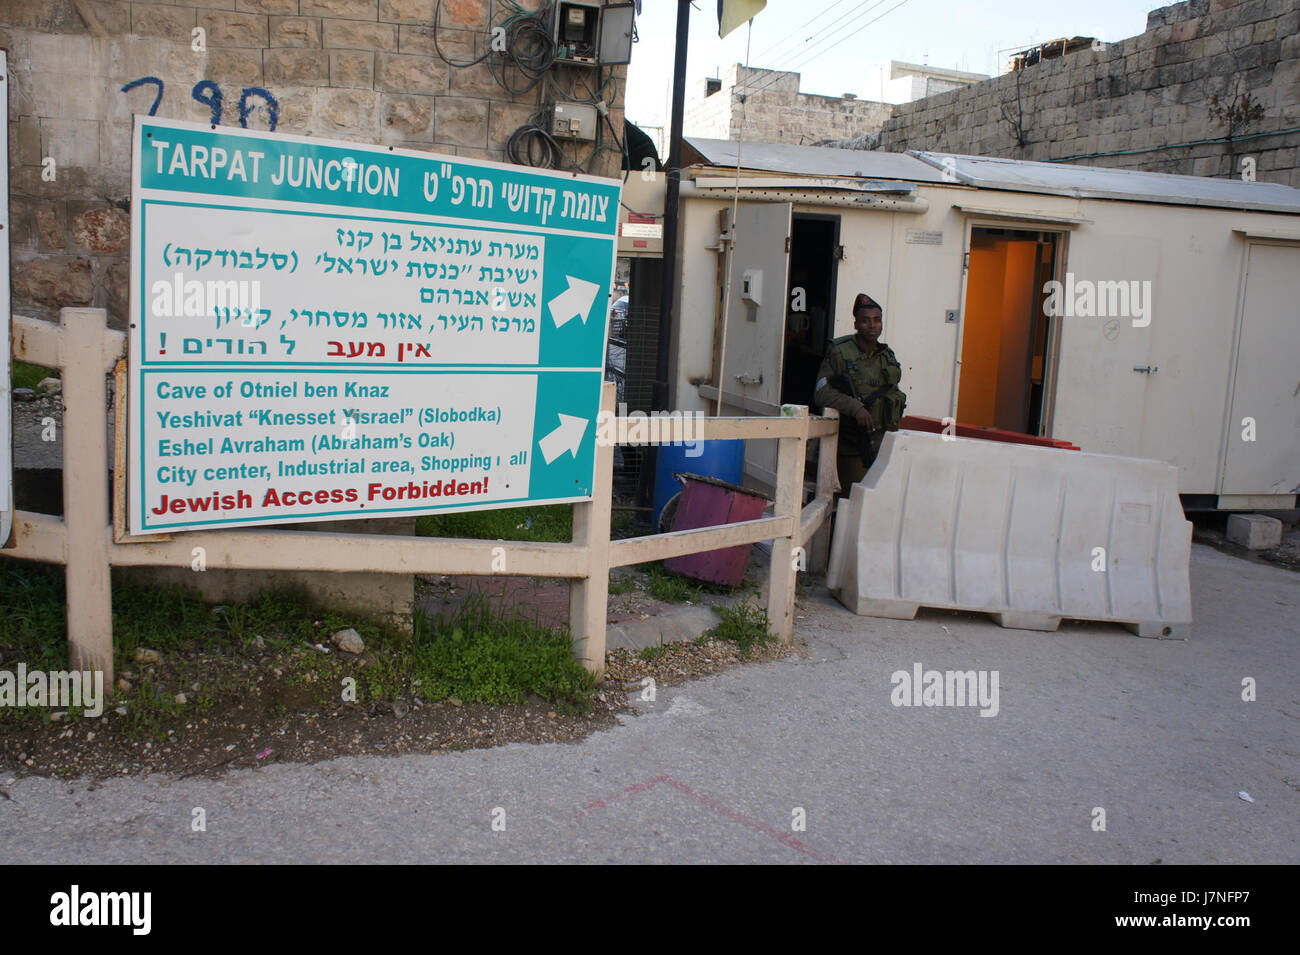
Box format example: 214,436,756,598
605,301,659,498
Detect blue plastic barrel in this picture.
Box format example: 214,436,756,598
652,440,745,530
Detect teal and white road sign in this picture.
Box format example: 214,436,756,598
129,117,620,533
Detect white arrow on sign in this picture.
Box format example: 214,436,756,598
538,413,590,464
547,276,600,328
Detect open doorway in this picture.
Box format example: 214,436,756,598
781,213,840,408
957,227,1060,435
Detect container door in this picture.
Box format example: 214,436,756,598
717,201,792,486
1221,242,1300,496
1048,233,1158,456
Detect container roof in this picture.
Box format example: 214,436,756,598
683,138,951,183
682,137,1300,214
912,151,1300,214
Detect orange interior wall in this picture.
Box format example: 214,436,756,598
958,237,1039,431
994,241,1038,431
957,239,1006,426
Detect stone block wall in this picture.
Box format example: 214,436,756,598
2,0,629,326
684,63,894,147
875,0,1300,187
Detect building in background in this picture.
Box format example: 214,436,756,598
873,0,1300,186
684,64,893,146
684,61,987,147
860,60,990,105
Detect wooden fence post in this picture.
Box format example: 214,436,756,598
569,382,616,677
61,307,115,681
809,408,839,574
766,404,808,643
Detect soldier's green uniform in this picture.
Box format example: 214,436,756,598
814,336,906,494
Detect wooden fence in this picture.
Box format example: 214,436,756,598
6,308,839,682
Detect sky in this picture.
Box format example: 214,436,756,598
623,0,1159,146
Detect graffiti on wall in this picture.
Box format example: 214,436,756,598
120,77,279,131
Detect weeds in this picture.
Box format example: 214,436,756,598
416,505,573,543
10,361,57,391
702,600,773,659
416,503,636,544
608,574,637,595
1,557,595,738
414,593,596,711
0,559,69,669
639,562,736,603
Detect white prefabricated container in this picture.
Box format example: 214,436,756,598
668,139,1300,509
825,430,1193,637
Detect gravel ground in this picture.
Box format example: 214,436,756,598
0,629,795,781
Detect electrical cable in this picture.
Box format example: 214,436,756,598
737,0,913,103
431,0,493,67
431,0,556,96
749,0,864,69
432,0,625,175
601,100,631,183
751,0,890,77
506,111,563,169
489,10,557,96
713,19,755,416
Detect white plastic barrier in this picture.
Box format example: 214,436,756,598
826,431,1193,637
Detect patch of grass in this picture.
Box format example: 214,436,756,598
106,578,404,665
0,558,71,669
116,677,187,741
608,573,637,595
702,600,773,659
638,562,735,604
10,361,57,391
415,504,635,545
610,510,637,536
0,556,596,733
416,504,573,543
412,594,596,711
638,644,669,662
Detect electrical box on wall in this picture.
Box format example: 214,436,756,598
741,269,763,307
552,101,597,141
598,3,635,65
554,1,599,63
553,1,636,66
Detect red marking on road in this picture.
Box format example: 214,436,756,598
577,774,844,864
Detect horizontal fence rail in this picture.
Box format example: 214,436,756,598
6,309,840,681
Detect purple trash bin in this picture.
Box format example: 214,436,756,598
663,473,771,587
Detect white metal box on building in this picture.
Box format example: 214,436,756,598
826,431,1193,637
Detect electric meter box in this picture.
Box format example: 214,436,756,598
741,269,762,307
552,101,598,141
553,1,635,66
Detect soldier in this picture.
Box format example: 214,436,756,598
814,292,906,496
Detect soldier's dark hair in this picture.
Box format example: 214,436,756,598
852,293,882,315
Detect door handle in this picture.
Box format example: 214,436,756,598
734,373,763,386
1132,365,1158,374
